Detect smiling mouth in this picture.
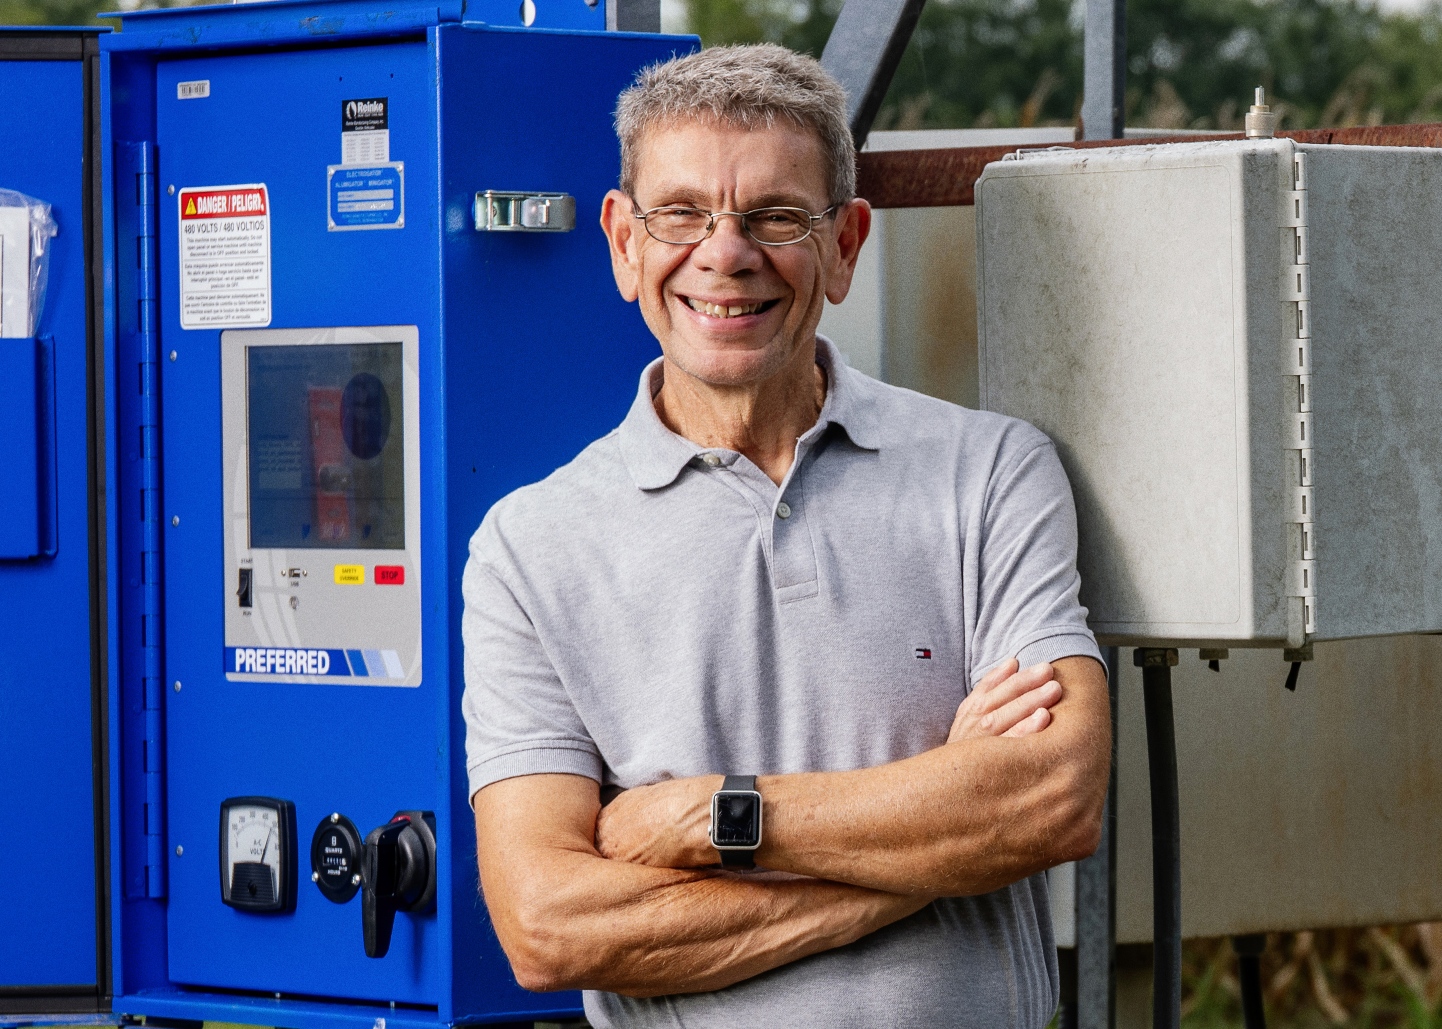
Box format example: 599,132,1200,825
683,296,779,319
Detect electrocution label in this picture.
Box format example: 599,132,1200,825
178,184,271,329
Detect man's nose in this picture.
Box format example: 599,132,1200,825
691,213,764,274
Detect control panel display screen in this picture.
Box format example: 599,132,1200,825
223,325,421,687
247,342,404,550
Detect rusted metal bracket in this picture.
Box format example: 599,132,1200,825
857,123,1442,208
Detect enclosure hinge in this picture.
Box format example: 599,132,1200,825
1281,149,1315,643
116,140,166,899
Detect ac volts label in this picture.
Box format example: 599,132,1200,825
177,183,271,329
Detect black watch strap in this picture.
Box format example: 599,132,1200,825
719,776,758,869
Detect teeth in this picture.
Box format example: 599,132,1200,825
686,298,765,318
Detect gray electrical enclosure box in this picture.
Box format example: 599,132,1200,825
976,139,1442,648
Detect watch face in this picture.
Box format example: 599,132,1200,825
712,791,761,848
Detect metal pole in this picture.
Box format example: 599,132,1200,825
820,0,929,148
1137,648,1181,1029
1078,0,1123,1005
1081,0,1125,139
1075,645,1119,1029
1233,934,1268,1029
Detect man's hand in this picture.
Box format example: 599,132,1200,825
595,773,719,869
597,656,1071,871
947,658,1062,742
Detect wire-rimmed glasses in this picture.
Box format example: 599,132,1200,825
632,201,838,247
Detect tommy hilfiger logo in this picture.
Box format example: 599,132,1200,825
915,647,932,659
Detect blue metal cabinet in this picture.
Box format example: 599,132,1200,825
97,4,695,1028
0,29,108,1016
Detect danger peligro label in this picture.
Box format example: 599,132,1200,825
178,184,271,329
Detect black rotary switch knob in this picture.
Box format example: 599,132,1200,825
310,813,363,903
362,810,436,958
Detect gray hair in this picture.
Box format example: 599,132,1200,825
615,43,855,206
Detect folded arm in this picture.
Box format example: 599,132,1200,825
595,654,1110,896
474,772,932,998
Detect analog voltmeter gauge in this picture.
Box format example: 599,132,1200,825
219,796,296,912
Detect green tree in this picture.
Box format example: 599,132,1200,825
684,0,1442,130
0,0,200,28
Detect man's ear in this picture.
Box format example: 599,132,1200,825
600,189,641,303
823,198,872,306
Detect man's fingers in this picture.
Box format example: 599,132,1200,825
971,657,1019,697
980,679,1062,735
1002,706,1051,738
968,662,1055,718
949,660,1057,743
988,662,1054,709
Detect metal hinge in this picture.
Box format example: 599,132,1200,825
1281,149,1315,642
116,140,166,899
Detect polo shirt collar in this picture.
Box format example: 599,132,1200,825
618,335,881,491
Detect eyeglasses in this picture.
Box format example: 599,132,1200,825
632,201,838,247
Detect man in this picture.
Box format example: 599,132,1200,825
462,43,1109,1029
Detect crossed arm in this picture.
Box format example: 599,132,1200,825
473,654,1110,997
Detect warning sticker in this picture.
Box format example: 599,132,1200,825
178,184,271,329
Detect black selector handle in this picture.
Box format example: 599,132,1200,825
362,810,436,958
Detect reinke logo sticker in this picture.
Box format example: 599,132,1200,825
342,97,387,132
341,96,389,165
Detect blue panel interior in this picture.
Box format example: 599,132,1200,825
0,336,41,558
0,56,99,988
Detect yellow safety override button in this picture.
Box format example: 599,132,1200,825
333,564,365,585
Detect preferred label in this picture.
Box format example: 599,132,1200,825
178,184,271,329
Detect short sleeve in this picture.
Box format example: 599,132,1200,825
969,437,1104,686
462,515,603,801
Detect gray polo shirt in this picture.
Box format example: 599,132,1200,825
462,336,1101,1029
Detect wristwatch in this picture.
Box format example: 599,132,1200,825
709,775,763,869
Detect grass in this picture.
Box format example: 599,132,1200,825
1182,925,1442,1028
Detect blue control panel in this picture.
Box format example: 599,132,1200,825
92,4,696,1029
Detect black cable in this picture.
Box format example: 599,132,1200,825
1140,651,1181,1029
1232,934,1268,1029
1284,661,1301,691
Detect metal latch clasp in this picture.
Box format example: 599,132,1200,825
474,191,576,232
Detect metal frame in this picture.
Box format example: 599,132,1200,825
1082,0,1126,140
820,0,929,148
0,26,111,1018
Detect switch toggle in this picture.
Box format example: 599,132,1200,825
237,568,253,608
362,810,436,958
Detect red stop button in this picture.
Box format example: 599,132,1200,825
374,565,405,585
